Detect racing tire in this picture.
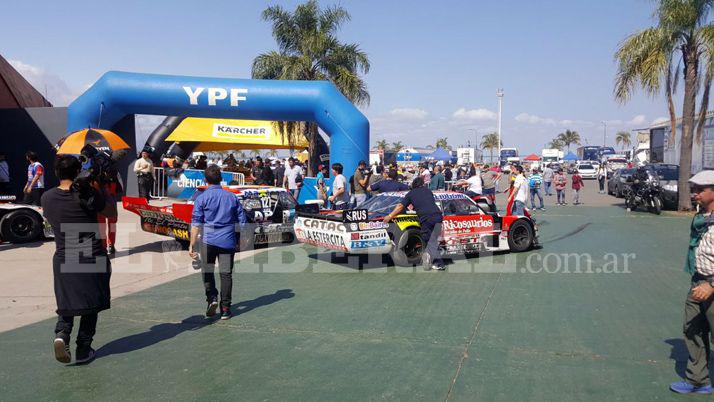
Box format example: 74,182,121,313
507,219,534,253
390,228,424,267
0,209,43,243
650,196,662,215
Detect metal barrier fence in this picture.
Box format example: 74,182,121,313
150,167,167,200
149,167,245,199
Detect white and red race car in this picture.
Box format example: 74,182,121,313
122,185,297,249
0,196,53,243
294,191,538,266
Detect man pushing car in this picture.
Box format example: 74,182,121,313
382,176,445,271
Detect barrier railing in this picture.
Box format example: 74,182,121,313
150,167,167,200
149,168,245,199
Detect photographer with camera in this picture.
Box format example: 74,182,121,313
352,160,370,208
133,150,154,202
41,155,111,365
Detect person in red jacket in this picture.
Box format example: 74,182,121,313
572,169,584,205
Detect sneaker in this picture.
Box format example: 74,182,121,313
75,346,96,365
539,207,546,211
107,245,116,254
220,307,232,320
53,336,71,364
670,381,713,394
430,264,446,271
206,300,219,317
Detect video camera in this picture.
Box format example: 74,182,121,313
72,144,117,194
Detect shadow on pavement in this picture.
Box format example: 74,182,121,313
0,239,48,251
113,240,178,258
308,252,396,270
665,338,689,379
96,289,295,359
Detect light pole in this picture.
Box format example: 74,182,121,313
601,121,607,147
497,89,504,160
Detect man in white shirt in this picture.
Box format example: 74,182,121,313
328,163,349,208
507,164,528,215
133,151,154,202
283,157,303,199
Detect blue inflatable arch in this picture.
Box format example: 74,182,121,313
67,71,369,179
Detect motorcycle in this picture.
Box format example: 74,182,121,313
624,178,663,215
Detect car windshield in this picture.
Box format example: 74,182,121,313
578,164,594,169
360,194,404,218
653,165,678,180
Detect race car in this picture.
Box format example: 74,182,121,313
294,191,538,266
122,185,297,250
0,196,53,243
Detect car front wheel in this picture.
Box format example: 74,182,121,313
507,219,534,252
0,210,43,243
390,228,424,267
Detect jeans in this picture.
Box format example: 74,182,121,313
290,188,300,200
556,189,565,204
201,244,235,308
529,188,544,209
55,313,98,346
683,274,714,386
353,193,368,208
23,187,44,206
573,189,581,204
598,177,605,192
137,174,153,202
420,214,443,267
543,181,552,196
512,200,526,215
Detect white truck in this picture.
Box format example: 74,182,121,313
541,149,560,165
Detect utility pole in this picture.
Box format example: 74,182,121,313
601,121,607,147
497,89,504,160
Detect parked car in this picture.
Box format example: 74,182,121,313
0,196,53,243
123,185,297,249
607,168,635,197
575,163,597,179
294,191,539,266
643,163,679,209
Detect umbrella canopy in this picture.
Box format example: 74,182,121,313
563,152,578,161
57,128,130,155
427,147,452,161
523,153,540,161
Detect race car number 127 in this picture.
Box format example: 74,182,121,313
343,209,368,222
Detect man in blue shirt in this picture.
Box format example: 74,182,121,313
368,169,409,193
189,165,247,320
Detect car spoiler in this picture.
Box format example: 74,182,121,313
295,204,371,223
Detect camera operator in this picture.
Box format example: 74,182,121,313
133,150,154,202
41,155,111,365
352,160,370,207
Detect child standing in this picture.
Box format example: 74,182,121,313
554,169,568,205
572,170,584,205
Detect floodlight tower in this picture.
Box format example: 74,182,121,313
496,88,504,159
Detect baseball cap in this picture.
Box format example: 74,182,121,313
689,170,714,186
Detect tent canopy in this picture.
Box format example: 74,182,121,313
396,148,422,162
563,152,578,161
523,153,540,161
165,117,309,152
427,147,452,161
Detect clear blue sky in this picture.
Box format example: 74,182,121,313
1,0,672,154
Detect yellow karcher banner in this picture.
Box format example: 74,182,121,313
165,117,309,151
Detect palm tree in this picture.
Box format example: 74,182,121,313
615,131,632,150
557,129,581,151
614,0,714,210
391,141,404,153
250,149,263,158
252,0,370,175
375,139,389,152
480,132,502,163
237,151,248,159
435,137,449,149
548,138,564,150
266,149,279,158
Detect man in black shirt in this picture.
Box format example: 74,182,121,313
383,176,444,270
368,169,409,193
42,155,110,365
273,160,285,187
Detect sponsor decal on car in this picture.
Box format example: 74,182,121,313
295,228,347,250
343,209,368,222
350,230,388,241
442,218,493,231
358,221,389,230
299,218,346,233
350,239,388,249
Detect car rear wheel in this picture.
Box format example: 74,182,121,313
0,210,43,243
507,220,534,252
390,228,424,266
